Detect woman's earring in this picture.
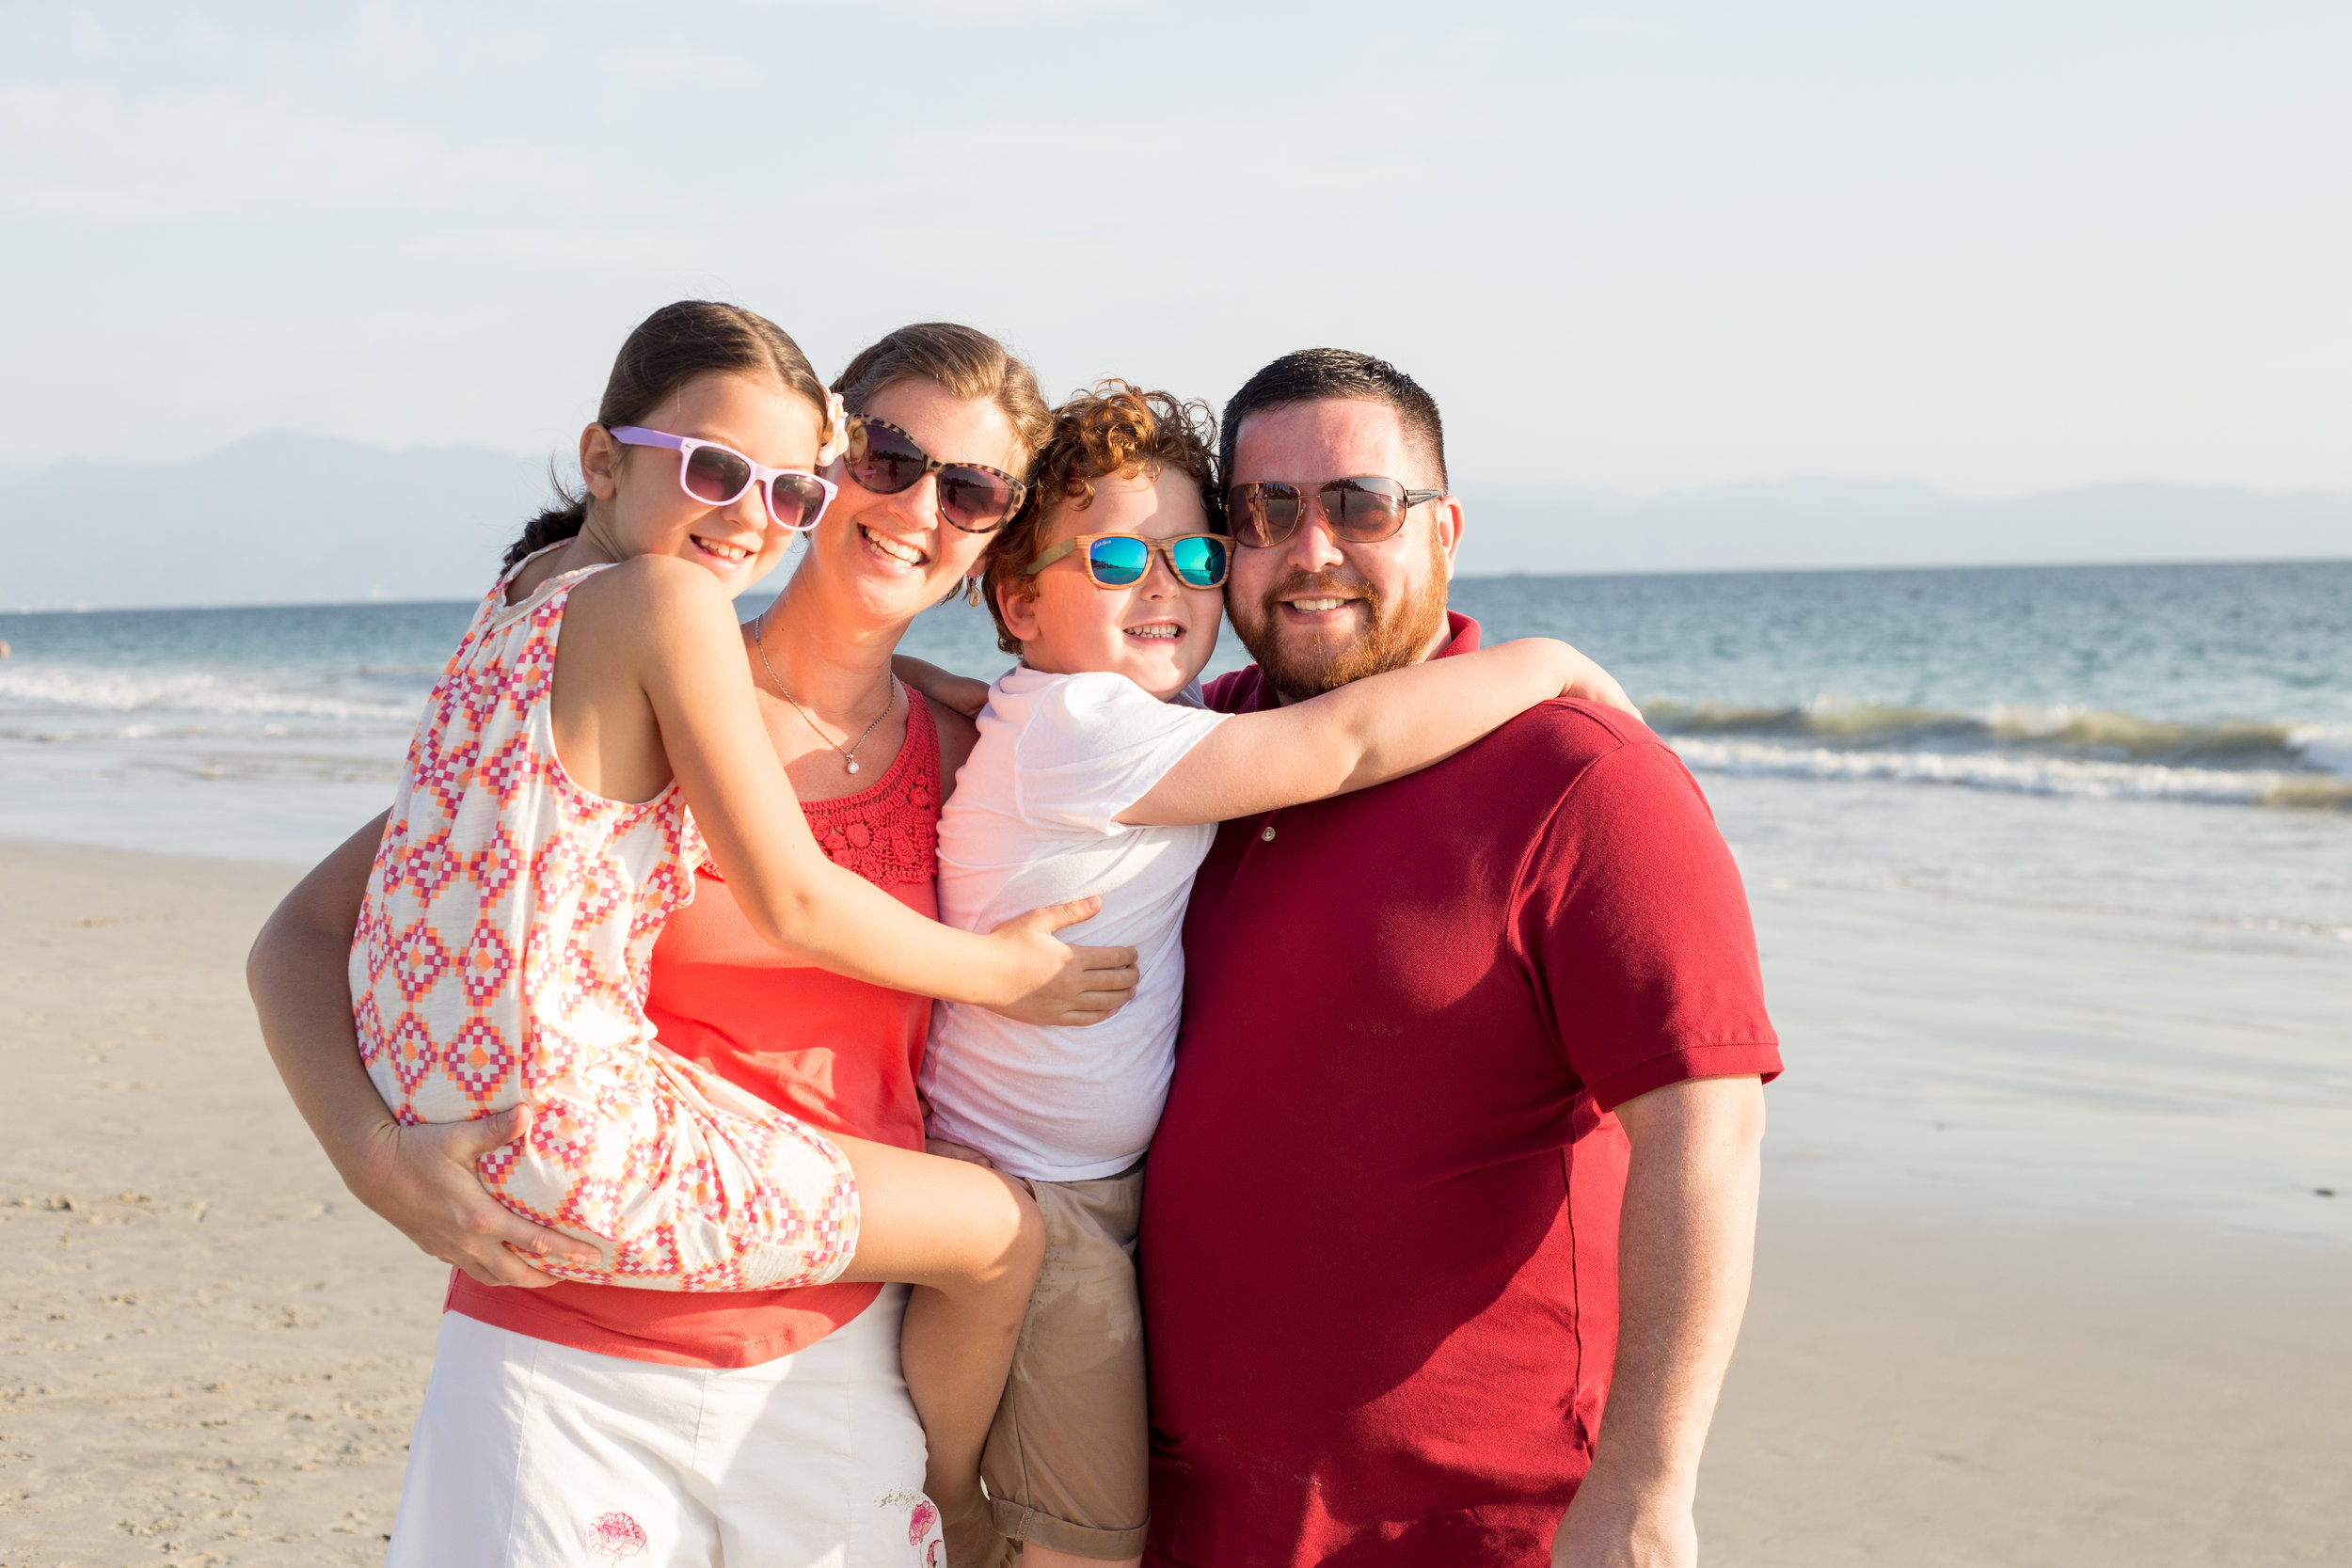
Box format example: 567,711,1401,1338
962,575,984,608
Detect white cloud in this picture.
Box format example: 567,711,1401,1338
717,0,1150,14
591,42,768,91
0,0,2345,493
182,304,515,355
0,81,588,220
394,226,719,272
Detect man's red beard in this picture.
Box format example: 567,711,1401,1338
1229,530,1453,705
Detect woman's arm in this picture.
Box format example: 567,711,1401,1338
1122,637,1617,827
925,693,979,800
895,654,993,721
246,813,601,1286
586,561,1136,1025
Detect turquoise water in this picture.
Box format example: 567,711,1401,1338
2,560,2346,927
5,558,2345,1239
1470,561,2352,809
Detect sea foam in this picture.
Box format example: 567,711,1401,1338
1668,736,2352,808
0,663,426,728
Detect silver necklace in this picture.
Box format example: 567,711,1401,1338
754,605,897,774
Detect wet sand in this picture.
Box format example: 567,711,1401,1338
1708,1206,2351,1565
1,837,2345,1565
0,840,444,1566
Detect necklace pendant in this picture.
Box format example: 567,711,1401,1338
846,758,860,774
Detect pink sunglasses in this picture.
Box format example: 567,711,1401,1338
609,426,839,533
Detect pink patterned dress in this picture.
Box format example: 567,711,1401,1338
350,555,858,1291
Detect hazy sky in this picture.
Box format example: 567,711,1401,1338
4,1,2346,496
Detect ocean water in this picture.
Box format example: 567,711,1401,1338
1459,561,2352,944
4,559,2346,1239
4,559,2344,904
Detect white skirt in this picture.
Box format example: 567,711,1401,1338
387,1286,945,1567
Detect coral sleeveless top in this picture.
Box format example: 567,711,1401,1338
355,555,856,1291
447,692,946,1368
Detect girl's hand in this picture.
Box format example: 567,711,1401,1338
347,1104,604,1288
891,654,992,721
979,896,1141,1027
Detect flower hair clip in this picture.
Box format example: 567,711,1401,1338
817,390,852,467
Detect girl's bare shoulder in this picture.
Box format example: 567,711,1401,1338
562,556,739,641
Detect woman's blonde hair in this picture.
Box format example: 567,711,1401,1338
832,322,1054,472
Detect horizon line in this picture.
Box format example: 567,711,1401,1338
6,429,2352,505
8,553,2350,618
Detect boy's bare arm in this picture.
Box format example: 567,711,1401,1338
1122,638,1627,827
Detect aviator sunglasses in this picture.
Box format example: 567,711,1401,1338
843,416,1028,533
1026,532,1234,590
608,426,837,532
1226,476,1446,548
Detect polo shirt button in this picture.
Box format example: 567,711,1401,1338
1261,824,1277,842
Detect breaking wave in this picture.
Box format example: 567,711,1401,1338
1649,698,2352,808
0,663,429,730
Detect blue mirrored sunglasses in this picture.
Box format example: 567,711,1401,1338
1025,532,1233,589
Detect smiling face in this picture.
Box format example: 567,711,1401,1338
1224,398,1464,704
575,369,824,594
997,466,1223,700
795,376,1022,632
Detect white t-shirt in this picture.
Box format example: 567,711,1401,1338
922,667,1230,1181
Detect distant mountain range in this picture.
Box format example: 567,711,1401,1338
1455,477,2352,576
3,433,2346,610
1,434,549,611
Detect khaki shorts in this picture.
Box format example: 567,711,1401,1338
981,1159,1148,1560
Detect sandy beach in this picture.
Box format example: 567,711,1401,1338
0,840,445,1567
3,833,2347,1565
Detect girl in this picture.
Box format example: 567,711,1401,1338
910,383,1637,1568
314,304,1132,1559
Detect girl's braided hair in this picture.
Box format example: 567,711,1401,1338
501,300,829,573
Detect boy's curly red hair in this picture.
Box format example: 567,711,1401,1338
979,381,1220,656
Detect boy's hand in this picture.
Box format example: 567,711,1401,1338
892,654,992,720
981,896,1140,1027
925,1137,997,1169
1559,645,1641,720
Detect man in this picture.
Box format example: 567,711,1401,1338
1141,350,1780,1567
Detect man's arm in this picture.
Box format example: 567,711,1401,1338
1553,1073,1767,1568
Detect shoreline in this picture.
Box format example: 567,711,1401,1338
1,838,2345,1563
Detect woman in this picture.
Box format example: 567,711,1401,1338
249,321,1064,1566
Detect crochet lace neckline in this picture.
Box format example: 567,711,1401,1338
707,691,941,890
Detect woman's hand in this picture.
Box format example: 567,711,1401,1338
979,896,1140,1027
248,812,596,1288
345,1104,604,1288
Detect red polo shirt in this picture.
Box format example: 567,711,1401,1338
1141,613,1781,1567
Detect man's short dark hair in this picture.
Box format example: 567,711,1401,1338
1218,348,1448,492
